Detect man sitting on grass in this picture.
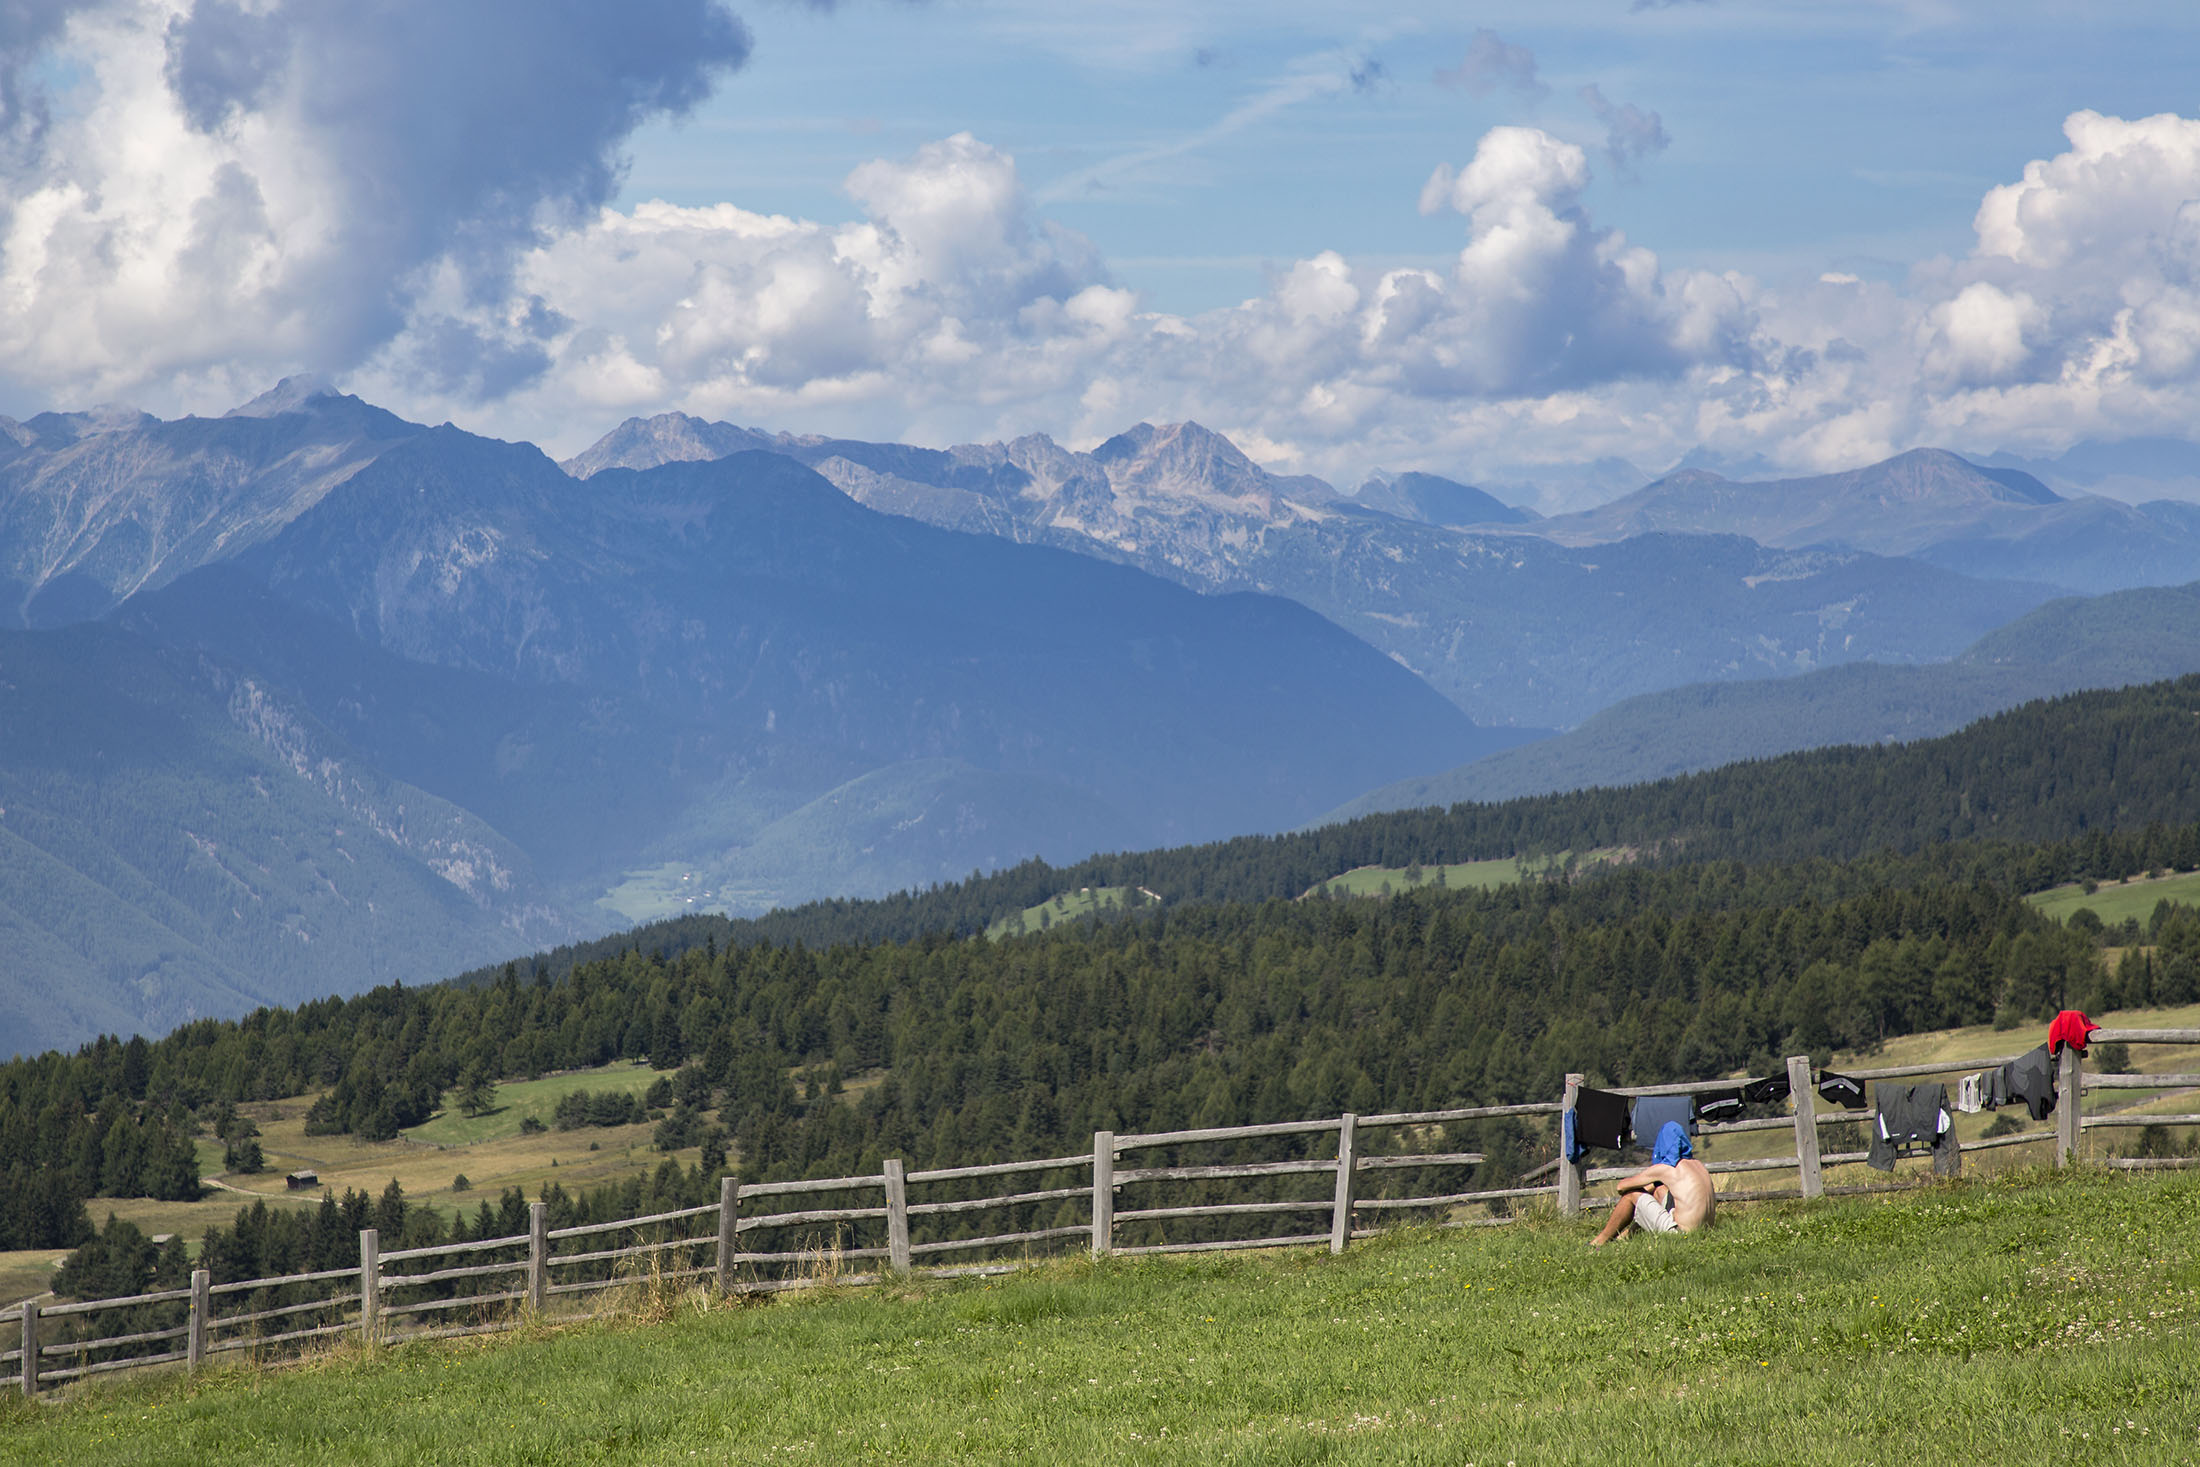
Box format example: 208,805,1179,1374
1589,1121,1716,1246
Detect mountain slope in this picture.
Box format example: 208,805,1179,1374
1323,581,2200,820
0,622,571,1055
1534,447,2200,593
121,438,1499,920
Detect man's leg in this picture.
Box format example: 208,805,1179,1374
1590,1192,1636,1246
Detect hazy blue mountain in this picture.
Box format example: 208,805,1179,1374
1980,436,2200,506
0,621,573,1055
567,416,2056,728
0,379,425,628
1349,470,1533,527
1534,447,2200,593
125,435,1498,909
1323,581,2200,822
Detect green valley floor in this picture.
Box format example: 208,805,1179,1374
5,1167,2197,1465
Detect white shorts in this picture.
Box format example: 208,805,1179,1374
1632,1193,1679,1233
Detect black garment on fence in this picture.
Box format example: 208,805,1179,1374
1567,1086,1631,1160
1693,1088,1745,1125
1817,1071,1867,1109
1742,1074,1791,1106
2001,1045,2057,1121
1866,1082,1962,1176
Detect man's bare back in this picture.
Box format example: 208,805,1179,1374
1589,1158,1715,1245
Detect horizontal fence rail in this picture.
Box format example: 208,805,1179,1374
16,1030,2199,1398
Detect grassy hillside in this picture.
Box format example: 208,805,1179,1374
984,884,1158,938
2029,869,2200,925
1306,851,1634,898
9,1167,2196,1463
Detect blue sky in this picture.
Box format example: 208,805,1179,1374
3,2,2199,502
624,2,2198,310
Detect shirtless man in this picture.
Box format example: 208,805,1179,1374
1589,1122,1715,1245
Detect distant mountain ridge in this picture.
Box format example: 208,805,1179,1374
0,379,426,628
567,415,2058,728
1324,580,2200,821
1531,447,2200,593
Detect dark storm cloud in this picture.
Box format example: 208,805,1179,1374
155,0,753,356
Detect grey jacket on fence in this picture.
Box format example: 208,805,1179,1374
1866,1081,1962,1176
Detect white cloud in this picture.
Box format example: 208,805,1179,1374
372,124,1756,461
0,0,746,412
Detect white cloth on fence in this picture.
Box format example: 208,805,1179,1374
1955,1072,1985,1113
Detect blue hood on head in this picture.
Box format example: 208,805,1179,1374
1652,1121,1694,1167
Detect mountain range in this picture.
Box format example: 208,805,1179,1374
569,416,2059,728
0,394,1492,1052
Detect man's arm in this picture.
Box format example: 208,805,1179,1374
1612,1163,1678,1194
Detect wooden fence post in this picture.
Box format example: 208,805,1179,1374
716,1175,740,1296
1557,1075,1583,1217
1091,1131,1114,1258
188,1268,210,1372
527,1202,548,1313
1787,1055,1823,1201
883,1159,911,1274
359,1229,380,1345
2057,1045,2085,1167
17,1299,35,1397
1329,1112,1359,1255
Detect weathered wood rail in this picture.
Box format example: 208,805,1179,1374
11,1028,2195,1397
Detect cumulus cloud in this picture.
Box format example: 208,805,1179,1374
368,123,1753,463
0,0,747,408
1434,29,1547,105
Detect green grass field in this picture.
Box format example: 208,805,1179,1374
1309,852,1623,899
2029,868,2200,925
7,1166,2197,1465
987,886,1158,939
403,1061,672,1147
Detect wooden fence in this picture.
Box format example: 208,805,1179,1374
8,1025,2195,1397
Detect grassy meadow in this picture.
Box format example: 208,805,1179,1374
0,1061,693,1304
2028,868,2200,925
1308,852,1628,900
5,1165,2197,1465
987,885,1160,939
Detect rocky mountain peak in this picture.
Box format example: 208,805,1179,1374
560,412,779,478
226,374,340,418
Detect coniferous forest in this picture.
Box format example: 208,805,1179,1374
8,677,2200,1279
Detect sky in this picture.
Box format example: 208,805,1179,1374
2,1,2199,506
